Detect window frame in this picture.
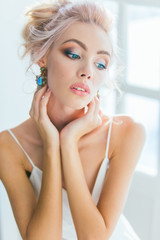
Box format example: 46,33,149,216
104,0,160,175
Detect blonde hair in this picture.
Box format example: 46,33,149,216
21,0,123,95
22,0,114,64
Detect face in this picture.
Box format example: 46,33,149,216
45,22,112,109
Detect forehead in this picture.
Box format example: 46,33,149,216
55,22,112,54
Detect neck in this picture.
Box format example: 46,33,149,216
27,93,86,146
25,93,105,148
47,93,85,132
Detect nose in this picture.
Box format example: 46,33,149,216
78,63,93,80
80,73,91,79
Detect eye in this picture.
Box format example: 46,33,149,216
95,62,107,70
64,50,80,60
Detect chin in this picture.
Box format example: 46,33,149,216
65,100,88,110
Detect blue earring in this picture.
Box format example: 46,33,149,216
36,67,47,88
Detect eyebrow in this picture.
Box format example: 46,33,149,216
61,38,111,58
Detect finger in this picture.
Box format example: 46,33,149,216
34,84,47,97
94,97,102,125
94,96,100,115
39,88,52,120
86,98,96,115
32,85,48,119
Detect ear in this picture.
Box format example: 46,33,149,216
37,56,47,67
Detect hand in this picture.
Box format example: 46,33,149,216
60,96,102,143
29,85,60,149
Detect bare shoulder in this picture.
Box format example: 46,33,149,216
0,129,38,239
112,114,146,142
0,130,23,180
102,113,146,139
96,115,146,234
110,114,146,165
101,113,146,159
0,130,15,165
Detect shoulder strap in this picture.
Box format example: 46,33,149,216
7,129,35,168
105,116,113,159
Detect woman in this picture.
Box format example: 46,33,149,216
0,0,145,239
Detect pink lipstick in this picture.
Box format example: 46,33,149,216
70,83,90,96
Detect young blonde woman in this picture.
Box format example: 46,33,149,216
0,0,145,239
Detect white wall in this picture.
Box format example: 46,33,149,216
0,0,37,130
0,1,37,239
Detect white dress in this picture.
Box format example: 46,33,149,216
7,117,141,240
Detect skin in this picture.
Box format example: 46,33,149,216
31,22,112,141
0,22,146,240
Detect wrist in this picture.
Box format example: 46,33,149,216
43,137,60,149
60,136,78,149
60,130,80,144
44,144,60,156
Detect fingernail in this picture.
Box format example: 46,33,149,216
96,96,100,101
47,88,51,92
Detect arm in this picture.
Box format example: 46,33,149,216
26,145,62,240
26,86,63,240
96,118,146,237
60,139,108,240
0,86,63,240
0,134,62,240
60,116,146,240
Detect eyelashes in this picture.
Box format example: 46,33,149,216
95,62,106,70
63,49,107,70
64,49,80,60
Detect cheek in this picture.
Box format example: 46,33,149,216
48,54,74,81
97,71,107,85
47,60,71,88
93,72,105,88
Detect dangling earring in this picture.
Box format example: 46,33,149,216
36,67,47,89
97,90,100,99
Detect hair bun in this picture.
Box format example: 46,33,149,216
21,0,114,68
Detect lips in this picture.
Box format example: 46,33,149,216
70,82,90,93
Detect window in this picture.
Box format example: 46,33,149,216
101,0,160,175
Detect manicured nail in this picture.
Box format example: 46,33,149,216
94,96,99,101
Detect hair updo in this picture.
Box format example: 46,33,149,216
21,0,123,95
22,0,114,64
